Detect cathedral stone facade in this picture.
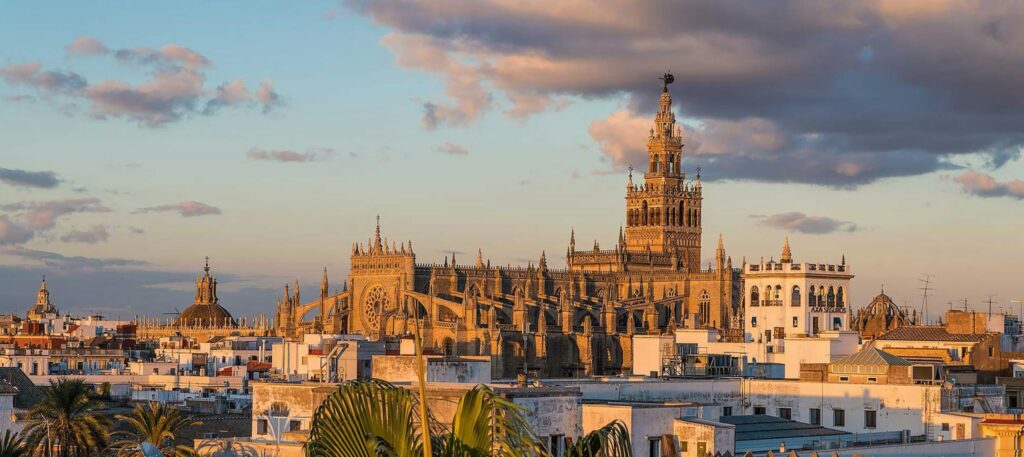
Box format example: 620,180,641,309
274,80,743,378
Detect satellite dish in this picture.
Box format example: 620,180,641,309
140,442,163,457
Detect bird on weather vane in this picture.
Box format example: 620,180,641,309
659,72,674,92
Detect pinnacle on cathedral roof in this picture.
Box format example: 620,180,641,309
781,237,793,263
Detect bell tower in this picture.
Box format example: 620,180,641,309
624,73,703,271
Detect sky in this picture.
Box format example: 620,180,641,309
1,1,1023,322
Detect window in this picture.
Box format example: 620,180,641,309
779,407,792,420
792,317,799,328
751,317,758,328
833,317,842,330
257,419,268,435
792,286,801,306
839,376,849,382
750,286,759,306
548,435,564,457
941,423,950,431
754,406,766,415
722,406,732,417
680,441,688,452
833,409,845,427
289,420,302,432
648,438,662,457
867,377,878,383
809,408,821,425
865,410,877,429
989,347,995,357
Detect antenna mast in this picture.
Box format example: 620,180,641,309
917,274,934,325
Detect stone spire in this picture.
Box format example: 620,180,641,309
321,267,329,298
539,251,548,271
373,215,383,254
476,249,484,268
781,237,792,263
715,233,725,268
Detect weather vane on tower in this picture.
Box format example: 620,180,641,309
659,72,674,93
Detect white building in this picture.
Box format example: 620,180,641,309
743,238,853,347
271,334,384,382
635,240,859,379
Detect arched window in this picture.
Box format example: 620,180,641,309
678,202,684,226
818,286,826,305
652,154,660,173
792,285,801,306
774,285,782,304
442,337,455,357
667,154,674,173
686,209,692,227
827,286,836,307
808,286,816,306
699,290,711,327
837,287,845,307
750,286,760,306
642,201,648,225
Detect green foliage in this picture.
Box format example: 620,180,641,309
304,379,423,457
0,430,29,457
195,439,259,456
564,420,632,457
111,402,200,456
304,380,547,457
21,377,110,457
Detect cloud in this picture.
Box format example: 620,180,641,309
349,0,1024,186
114,44,210,70
0,37,281,127
246,147,333,163
753,212,858,234
1,246,144,270
129,226,146,234
435,142,469,156
205,79,283,115
0,167,60,188
66,36,109,56
952,170,1024,200
60,225,109,244
0,216,34,245
134,200,222,217
0,198,110,230
0,62,86,94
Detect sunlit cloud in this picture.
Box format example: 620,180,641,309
134,200,222,217
752,212,858,234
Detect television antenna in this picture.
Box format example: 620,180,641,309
917,274,934,324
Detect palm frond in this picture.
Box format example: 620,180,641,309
304,379,423,457
565,420,632,457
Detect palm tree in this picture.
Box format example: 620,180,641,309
195,439,259,457
304,379,545,457
22,377,110,457
0,430,29,457
564,420,631,457
111,402,200,456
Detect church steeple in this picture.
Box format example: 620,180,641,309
622,73,703,271
781,237,793,263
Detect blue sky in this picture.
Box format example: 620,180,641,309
1,1,1023,320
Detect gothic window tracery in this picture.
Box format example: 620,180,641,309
699,290,711,326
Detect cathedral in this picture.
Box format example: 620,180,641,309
273,76,743,377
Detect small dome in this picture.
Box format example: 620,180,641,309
175,303,234,327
